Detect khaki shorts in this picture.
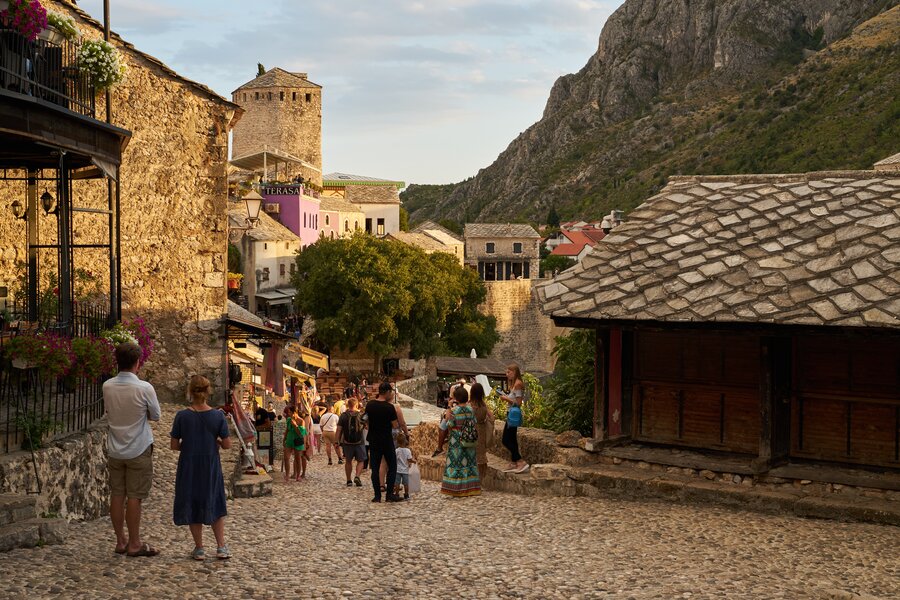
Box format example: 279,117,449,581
322,430,338,444
108,444,154,499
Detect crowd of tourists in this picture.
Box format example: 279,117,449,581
102,341,527,561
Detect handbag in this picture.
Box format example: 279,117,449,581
408,464,421,495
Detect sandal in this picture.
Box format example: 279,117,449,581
216,545,232,560
191,547,206,561
126,542,160,558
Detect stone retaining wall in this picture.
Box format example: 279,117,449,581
0,419,109,520
395,375,428,401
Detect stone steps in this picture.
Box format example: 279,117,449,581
0,494,68,552
417,454,900,527
233,472,273,498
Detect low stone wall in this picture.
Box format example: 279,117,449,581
396,375,428,401
0,419,109,520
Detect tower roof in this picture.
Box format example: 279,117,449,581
233,68,321,93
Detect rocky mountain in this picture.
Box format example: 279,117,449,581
403,0,900,225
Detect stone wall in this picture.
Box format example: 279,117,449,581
231,82,322,186
480,279,564,373
0,420,109,520
0,1,238,402
395,375,428,402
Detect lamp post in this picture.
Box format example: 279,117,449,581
229,190,263,244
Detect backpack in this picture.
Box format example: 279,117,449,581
459,407,478,447
343,411,365,444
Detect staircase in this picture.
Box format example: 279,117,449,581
0,494,67,552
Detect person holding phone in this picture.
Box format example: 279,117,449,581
499,364,528,473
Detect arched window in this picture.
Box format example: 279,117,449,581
354,221,359,230
330,231,335,239
344,220,349,232
325,215,330,226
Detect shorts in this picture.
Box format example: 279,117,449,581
312,424,322,435
341,443,366,462
323,430,338,444
108,444,154,499
395,473,409,487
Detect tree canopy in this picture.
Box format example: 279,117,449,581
291,234,499,359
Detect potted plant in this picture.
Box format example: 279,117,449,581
3,0,47,41
2,332,73,377
16,410,61,450
76,38,126,93
102,318,154,366
71,336,116,379
228,272,243,290
45,11,78,43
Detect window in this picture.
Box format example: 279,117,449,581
344,220,350,232
354,220,359,230
325,214,330,226
305,93,311,102
292,92,297,101
365,218,372,233
243,93,246,101
304,213,307,228
263,243,268,250
280,91,284,101
377,218,385,236
255,92,259,100
486,242,495,254
285,242,290,250
513,242,522,254
290,263,296,274
267,92,272,100
280,263,286,277
330,231,335,239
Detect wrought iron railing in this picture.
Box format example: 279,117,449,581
0,24,96,118
7,298,109,337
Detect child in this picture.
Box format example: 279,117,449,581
394,433,416,500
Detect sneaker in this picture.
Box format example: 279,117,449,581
338,458,344,465
354,477,362,487
371,497,382,503
328,459,333,466
404,494,410,501
514,463,530,474
386,495,402,503
191,547,206,561
346,480,353,487
216,546,232,560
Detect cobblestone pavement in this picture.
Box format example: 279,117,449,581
1,404,898,600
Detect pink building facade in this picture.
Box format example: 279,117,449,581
260,184,321,247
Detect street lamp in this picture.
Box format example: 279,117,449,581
243,190,263,227
40,190,57,215
10,199,26,220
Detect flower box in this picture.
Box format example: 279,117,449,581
37,26,64,45
12,358,34,369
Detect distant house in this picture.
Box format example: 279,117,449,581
259,182,320,248
410,220,465,265
386,231,464,265
323,172,405,236
549,229,606,262
464,223,541,280
318,197,365,239
229,206,300,317
538,166,900,474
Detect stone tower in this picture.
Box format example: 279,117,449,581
231,68,323,186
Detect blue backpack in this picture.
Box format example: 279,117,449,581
507,405,523,427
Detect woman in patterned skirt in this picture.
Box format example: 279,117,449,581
440,385,481,497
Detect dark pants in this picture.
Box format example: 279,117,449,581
503,424,521,463
369,439,397,500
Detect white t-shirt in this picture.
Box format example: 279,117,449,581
396,447,413,474
103,371,161,460
320,412,339,432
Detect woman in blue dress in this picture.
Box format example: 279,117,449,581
170,375,232,560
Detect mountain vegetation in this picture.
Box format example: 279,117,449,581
403,0,900,225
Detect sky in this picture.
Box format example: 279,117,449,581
79,1,621,185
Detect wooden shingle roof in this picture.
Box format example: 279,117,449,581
537,171,900,329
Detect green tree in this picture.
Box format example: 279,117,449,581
546,205,560,228
291,234,498,366
257,63,266,76
541,329,596,435
540,254,576,277
227,244,242,274
399,206,409,231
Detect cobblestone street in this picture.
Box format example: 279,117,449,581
0,404,898,600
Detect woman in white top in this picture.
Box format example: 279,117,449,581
499,364,528,473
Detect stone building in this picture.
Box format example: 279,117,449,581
410,220,465,265
464,223,541,280
537,165,900,474
231,68,322,186
323,173,404,236
385,231,463,265
229,207,300,318
318,197,366,240
0,0,241,402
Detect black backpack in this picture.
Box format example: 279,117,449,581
343,412,365,444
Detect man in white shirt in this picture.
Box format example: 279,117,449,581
103,342,161,557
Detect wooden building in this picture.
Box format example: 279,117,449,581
537,168,900,473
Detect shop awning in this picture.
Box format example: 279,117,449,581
256,288,296,306
288,342,329,370
230,147,320,174
224,314,295,342
229,344,314,383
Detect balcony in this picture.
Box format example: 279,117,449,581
0,23,95,118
